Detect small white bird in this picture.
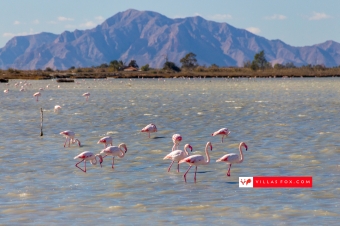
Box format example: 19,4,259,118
54,105,62,113
33,92,41,101
82,92,90,101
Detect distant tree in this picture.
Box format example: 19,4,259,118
243,60,252,68
98,63,108,68
69,66,75,70
45,67,54,72
141,64,150,71
251,50,267,71
285,62,296,68
180,52,198,69
163,61,181,72
128,60,139,68
274,63,285,69
109,60,125,71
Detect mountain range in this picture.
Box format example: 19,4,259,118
1,9,340,70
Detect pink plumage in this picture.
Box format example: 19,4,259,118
141,123,157,138
216,142,248,177
212,128,230,143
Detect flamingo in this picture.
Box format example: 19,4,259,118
172,134,182,151
100,143,127,169
4,89,9,93
60,130,81,147
97,136,113,148
163,144,193,172
54,105,62,113
74,151,103,173
179,142,213,183
141,123,157,138
212,128,230,143
82,92,90,101
33,92,41,101
216,142,248,177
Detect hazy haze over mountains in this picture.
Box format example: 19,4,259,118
1,9,340,70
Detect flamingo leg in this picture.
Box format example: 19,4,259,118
167,160,174,172
222,135,224,143
68,138,71,147
183,166,192,183
227,164,232,177
194,166,198,182
75,159,86,172
112,157,115,169
63,138,68,147
177,162,180,173
148,132,150,138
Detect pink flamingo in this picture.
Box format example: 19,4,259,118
141,123,157,138
74,151,103,173
82,92,90,101
212,128,230,143
33,92,41,101
97,136,113,148
54,105,62,113
100,143,127,169
163,144,193,172
60,130,81,147
179,141,213,183
4,89,9,93
216,142,248,177
172,134,182,151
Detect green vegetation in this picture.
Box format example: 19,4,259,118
2,51,340,80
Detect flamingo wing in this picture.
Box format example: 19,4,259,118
164,150,184,160
179,155,204,165
216,153,239,163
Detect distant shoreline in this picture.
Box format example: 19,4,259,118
1,68,340,81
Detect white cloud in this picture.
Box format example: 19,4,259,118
264,14,287,20
32,19,39,24
246,27,261,34
58,16,74,22
47,21,58,24
3,29,37,38
308,12,331,20
95,16,105,22
13,20,20,25
210,14,232,21
194,12,202,17
80,21,97,28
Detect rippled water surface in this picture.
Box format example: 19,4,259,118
1,78,339,225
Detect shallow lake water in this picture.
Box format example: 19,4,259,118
0,77,339,225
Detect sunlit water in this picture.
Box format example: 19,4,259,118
0,77,339,225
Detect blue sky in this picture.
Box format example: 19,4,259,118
1,0,340,48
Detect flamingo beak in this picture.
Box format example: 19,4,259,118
245,145,248,151
189,146,193,152
125,148,127,153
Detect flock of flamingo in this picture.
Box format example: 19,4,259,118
62,122,248,183
3,80,248,183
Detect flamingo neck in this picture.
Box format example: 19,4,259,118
239,143,244,163
184,145,189,156
118,145,125,158
205,143,211,164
